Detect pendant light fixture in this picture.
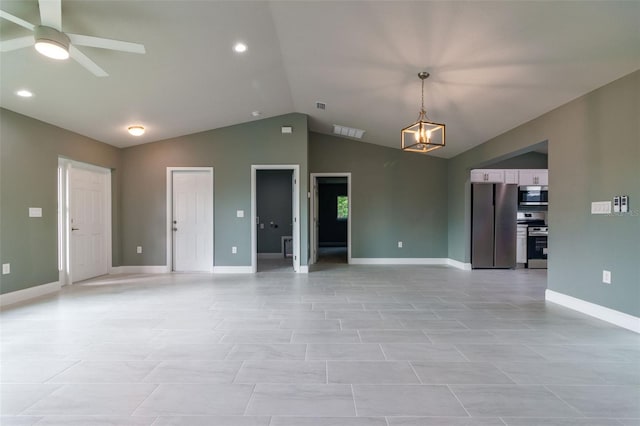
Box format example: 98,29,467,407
401,72,445,153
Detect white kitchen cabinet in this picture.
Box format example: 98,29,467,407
519,169,548,186
504,170,519,184
470,169,504,183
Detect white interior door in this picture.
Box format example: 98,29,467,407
172,170,213,272
70,167,108,282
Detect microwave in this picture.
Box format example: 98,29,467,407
519,186,548,206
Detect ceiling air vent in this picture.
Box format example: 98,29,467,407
315,101,326,110
333,124,365,139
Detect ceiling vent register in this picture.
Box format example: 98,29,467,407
333,125,365,139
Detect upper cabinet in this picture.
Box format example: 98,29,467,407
504,170,519,184
470,169,548,185
470,169,505,183
518,169,548,186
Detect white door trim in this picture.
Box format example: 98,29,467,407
58,158,112,286
251,165,301,273
166,167,214,272
309,173,352,266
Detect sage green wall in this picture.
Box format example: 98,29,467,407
488,152,548,169
309,133,448,259
120,113,308,267
448,71,640,317
0,108,121,295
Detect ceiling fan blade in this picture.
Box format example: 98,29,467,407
67,33,145,54
38,0,62,31
69,45,108,77
0,10,35,31
0,36,34,52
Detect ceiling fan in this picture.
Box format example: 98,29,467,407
0,0,145,77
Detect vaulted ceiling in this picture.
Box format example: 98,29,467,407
1,1,638,158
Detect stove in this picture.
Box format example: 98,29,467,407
517,212,548,269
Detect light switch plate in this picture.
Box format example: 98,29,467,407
2,263,9,275
29,207,42,217
591,201,611,214
621,195,629,213
236,210,244,218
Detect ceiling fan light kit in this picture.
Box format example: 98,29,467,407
0,0,145,76
401,71,446,154
34,25,70,60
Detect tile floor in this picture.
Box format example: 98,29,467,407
1,265,639,425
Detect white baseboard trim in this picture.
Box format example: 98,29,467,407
348,258,471,270
212,266,253,274
298,266,309,274
446,258,473,270
258,253,284,259
546,289,640,333
0,281,61,307
349,258,448,266
110,266,171,274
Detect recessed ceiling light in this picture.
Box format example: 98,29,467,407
127,125,145,136
16,89,33,98
234,42,247,53
251,110,262,117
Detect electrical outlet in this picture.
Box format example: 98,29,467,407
602,270,611,284
136,246,143,254
398,241,403,248
232,246,237,254
2,263,9,275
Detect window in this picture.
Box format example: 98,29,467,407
337,195,348,219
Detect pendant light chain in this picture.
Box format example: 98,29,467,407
419,73,428,121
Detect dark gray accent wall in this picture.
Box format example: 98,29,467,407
0,108,121,295
257,170,293,253
318,182,348,246
309,133,448,258
448,70,639,317
120,113,308,267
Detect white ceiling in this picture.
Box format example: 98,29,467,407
1,1,638,158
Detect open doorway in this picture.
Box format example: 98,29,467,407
256,169,293,272
310,173,351,267
251,165,300,273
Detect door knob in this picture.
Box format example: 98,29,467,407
71,227,79,231
173,220,177,224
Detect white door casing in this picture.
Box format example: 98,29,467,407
170,169,213,272
312,180,319,264
65,162,111,283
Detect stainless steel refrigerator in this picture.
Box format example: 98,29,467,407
472,183,517,269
